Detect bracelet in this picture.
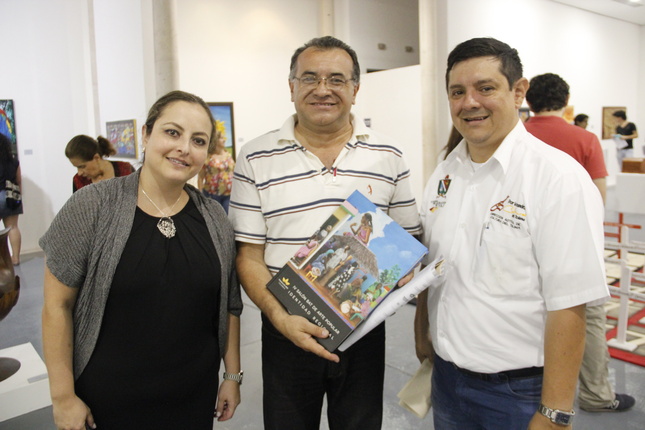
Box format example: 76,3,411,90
223,370,244,385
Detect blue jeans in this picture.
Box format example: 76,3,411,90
261,314,385,430
432,354,542,430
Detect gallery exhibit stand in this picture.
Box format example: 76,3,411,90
0,227,52,421
0,227,20,382
0,343,51,422
604,173,645,352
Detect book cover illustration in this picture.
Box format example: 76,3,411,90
267,190,428,351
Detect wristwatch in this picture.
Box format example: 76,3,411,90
223,370,244,385
538,403,575,426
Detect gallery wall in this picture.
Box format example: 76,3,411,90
0,0,643,254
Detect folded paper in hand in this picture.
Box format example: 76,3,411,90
614,135,628,150
397,358,433,419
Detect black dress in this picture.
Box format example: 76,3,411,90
75,198,222,429
0,158,22,217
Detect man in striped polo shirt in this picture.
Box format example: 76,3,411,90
230,36,421,430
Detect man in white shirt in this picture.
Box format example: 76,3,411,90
415,37,610,429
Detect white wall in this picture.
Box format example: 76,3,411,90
0,0,148,254
0,0,95,254
2,0,644,254
355,66,424,201
443,0,641,144
93,0,148,146
173,0,319,150
348,0,420,72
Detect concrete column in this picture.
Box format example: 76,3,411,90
86,0,101,134
419,0,440,184
152,0,179,98
319,0,335,36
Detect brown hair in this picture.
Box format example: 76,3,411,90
144,90,216,154
65,135,115,161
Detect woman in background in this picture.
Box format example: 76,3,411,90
65,134,134,192
574,113,589,129
0,133,22,265
42,91,242,430
198,128,235,213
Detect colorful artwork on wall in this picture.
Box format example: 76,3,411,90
208,102,236,160
106,119,138,159
0,100,17,156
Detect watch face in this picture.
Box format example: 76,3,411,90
554,412,572,425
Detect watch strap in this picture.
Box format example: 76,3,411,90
223,370,244,385
538,403,575,426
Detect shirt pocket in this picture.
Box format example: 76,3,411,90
474,227,533,296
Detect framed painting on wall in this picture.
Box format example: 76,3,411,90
106,119,138,159
518,107,530,123
208,102,236,160
0,99,18,156
563,105,575,124
602,107,625,140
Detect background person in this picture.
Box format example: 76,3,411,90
613,110,638,168
574,113,589,129
230,36,421,430
525,73,608,202
525,72,634,412
415,37,609,430
0,133,22,265
198,127,235,213
41,91,242,430
65,134,134,192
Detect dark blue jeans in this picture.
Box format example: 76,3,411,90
261,314,385,430
432,354,542,430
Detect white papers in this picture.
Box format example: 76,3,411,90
397,358,433,418
614,135,628,150
337,257,444,351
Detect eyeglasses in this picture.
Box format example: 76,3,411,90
293,75,355,89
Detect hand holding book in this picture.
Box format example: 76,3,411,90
267,190,436,352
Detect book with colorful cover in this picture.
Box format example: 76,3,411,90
266,190,429,352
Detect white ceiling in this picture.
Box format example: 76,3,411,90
553,0,645,25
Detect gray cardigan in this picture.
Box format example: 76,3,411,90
40,170,242,378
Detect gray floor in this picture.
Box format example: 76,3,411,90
3,182,645,429
1,253,644,429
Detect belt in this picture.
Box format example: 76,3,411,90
454,364,544,381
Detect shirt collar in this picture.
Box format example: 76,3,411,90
446,119,525,174
275,113,370,147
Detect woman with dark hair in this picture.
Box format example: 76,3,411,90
65,134,134,192
443,126,463,159
574,114,589,129
0,133,21,265
41,91,243,429
613,110,638,168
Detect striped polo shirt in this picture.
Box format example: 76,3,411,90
229,114,422,274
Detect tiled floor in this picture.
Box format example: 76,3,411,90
1,186,645,428
1,252,645,429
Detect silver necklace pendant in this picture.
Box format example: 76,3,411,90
157,217,176,239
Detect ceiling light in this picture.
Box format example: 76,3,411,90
613,0,644,7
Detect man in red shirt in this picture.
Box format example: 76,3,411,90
525,74,607,202
525,73,634,413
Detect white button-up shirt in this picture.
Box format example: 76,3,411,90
420,121,609,373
